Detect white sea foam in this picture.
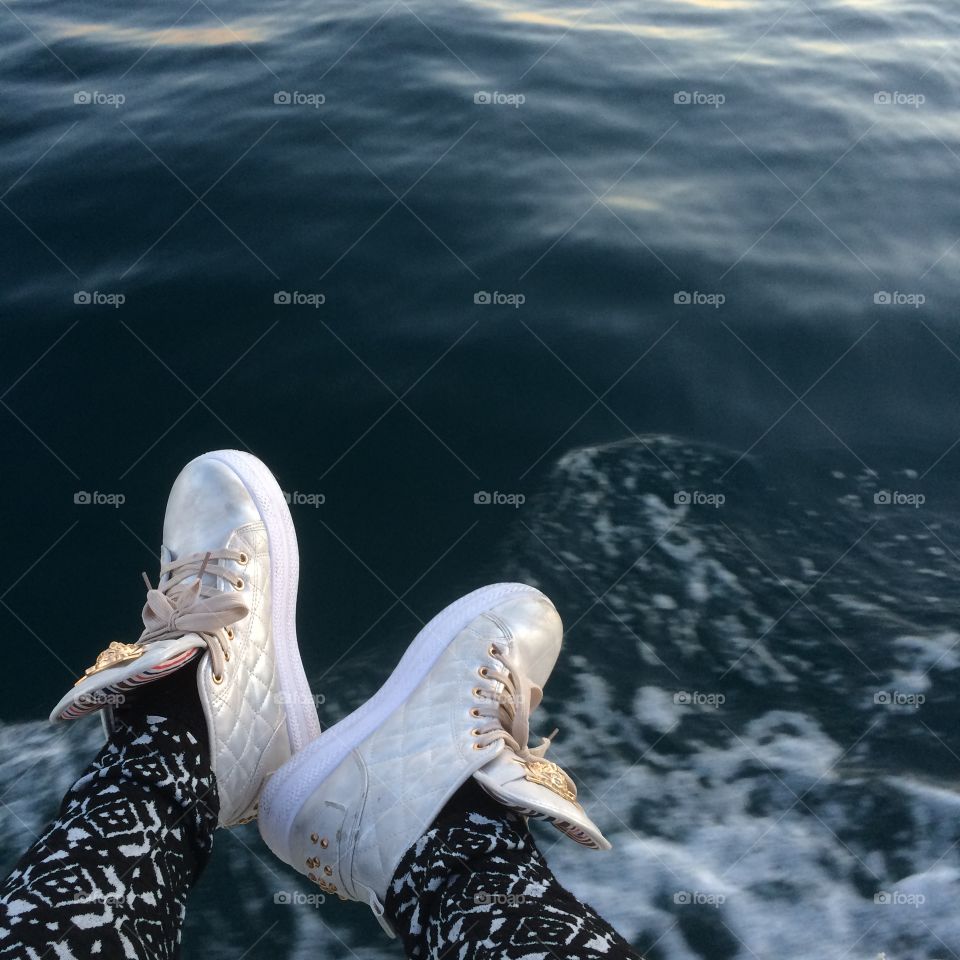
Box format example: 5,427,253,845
543,695,960,958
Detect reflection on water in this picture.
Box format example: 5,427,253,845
47,19,270,48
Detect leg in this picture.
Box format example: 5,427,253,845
258,586,639,956
387,780,640,960
3,450,318,955
0,706,217,959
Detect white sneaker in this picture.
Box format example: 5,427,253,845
50,450,321,827
257,583,610,934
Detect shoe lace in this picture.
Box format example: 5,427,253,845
138,550,249,680
474,644,559,763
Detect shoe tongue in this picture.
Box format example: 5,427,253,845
473,751,611,851
151,632,207,656
480,750,577,802
51,634,207,724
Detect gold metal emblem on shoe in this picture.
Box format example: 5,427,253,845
75,642,145,684
524,759,578,803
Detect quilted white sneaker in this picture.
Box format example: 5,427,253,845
258,583,610,934
50,449,321,827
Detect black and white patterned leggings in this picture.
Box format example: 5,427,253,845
0,715,217,959
0,716,640,959
386,781,640,960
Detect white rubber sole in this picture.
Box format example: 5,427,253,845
259,581,543,865
206,450,321,753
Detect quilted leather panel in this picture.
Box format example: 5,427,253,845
291,618,518,900
198,521,291,825
278,588,565,911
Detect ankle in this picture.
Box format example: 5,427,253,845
430,778,519,832
114,657,208,755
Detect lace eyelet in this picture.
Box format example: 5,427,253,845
470,707,481,718
478,666,489,679
224,652,231,662
489,645,500,657
234,578,244,590
323,866,333,876
472,687,484,699
471,728,482,737
472,742,487,750
226,628,235,641
238,552,249,565
212,671,224,685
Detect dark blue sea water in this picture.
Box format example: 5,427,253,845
2,0,960,956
